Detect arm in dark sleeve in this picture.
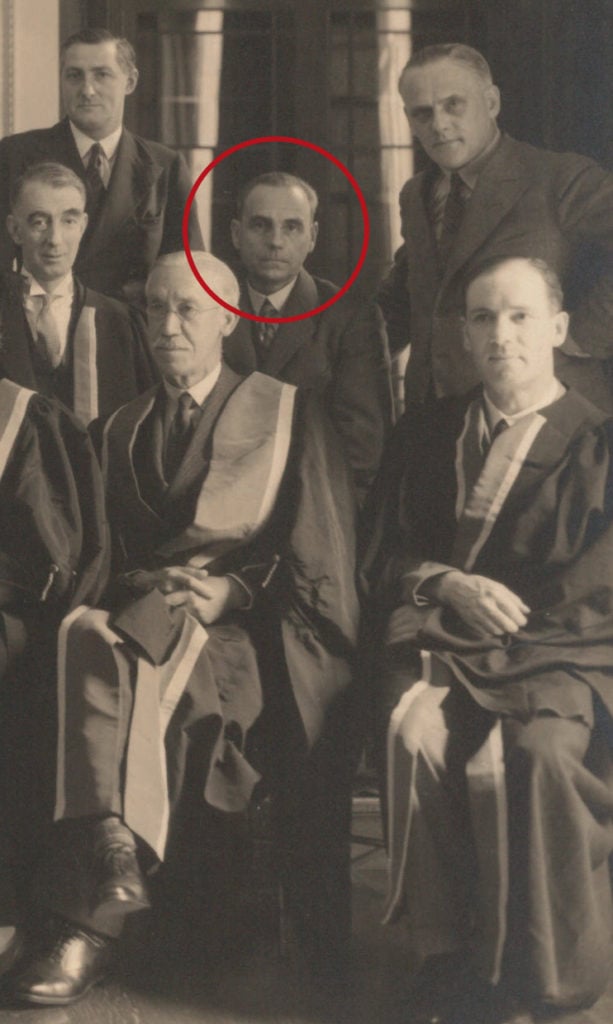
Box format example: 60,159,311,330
376,242,411,356
160,151,204,255
327,297,394,503
0,138,19,274
555,155,613,358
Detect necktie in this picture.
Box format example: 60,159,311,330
33,293,63,369
257,298,279,351
164,392,198,481
482,417,508,458
84,142,106,210
437,173,470,266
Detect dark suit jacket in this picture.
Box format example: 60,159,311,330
223,268,393,501
0,118,203,300
0,272,157,424
378,134,613,408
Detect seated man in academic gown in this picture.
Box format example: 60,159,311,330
2,252,359,1007
0,379,108,923
0,162,156,429
361,256,613,1024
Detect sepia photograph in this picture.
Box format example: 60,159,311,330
0,1,612,1022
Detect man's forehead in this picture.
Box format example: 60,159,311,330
244,184,311,219
403,59,482,100
467,264,549,305
147,265,214,298
18,182,85,213
62,41,122,71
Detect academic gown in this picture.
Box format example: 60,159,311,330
51,367,360,962
361,386,613,1008
0,379,108,919
0,272,157,427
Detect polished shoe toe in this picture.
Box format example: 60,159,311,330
91,833,150,916
6,918,115,1006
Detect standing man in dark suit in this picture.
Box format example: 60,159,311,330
0,162,156,426
378,43,613,411
0,28,202,304
224,171,393,502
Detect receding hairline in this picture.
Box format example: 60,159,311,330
399,43,494,95
464,257,565,313
10,162,87,211
146,251,240,306
236,172,318,220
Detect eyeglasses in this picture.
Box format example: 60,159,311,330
146,301,221,323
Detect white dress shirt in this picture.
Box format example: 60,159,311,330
70,123,123,188
22,270,74,362
247,278,297,315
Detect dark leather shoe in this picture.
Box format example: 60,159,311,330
5,918,115,1005
91,821,150,917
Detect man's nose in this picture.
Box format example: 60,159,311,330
46,220,63,246
267,224,284,248
162,310,181,335
491,315,512,344
80,76,96,98
431,105,452,135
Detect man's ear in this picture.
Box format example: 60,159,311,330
308,219,319,253
230,219,241,252
552,310,570,348
125,68,139,96
219,309,238,337
6,214,21,245
78,211,88,240
485,84,501,120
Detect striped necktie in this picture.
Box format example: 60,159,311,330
257,298,279,350
164,392,198,481
437,173,470,266
85,142,106,210
32,292,63,369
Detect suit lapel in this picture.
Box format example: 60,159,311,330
223,298,258,373
163,364,243,503
79,130,161,266
442,137,532,287
261,269,319,376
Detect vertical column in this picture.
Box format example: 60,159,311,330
2,0,60,135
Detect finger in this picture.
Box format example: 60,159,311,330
181,567,210,580
164,590,191,607
488,582,531,615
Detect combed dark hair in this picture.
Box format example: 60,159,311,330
10,162,87,211
60,28,137,76
399,43,493,94
463,256,564,312
236,172,318,219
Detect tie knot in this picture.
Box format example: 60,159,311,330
89,142,103,165
179,392,195,411
259,298,278,319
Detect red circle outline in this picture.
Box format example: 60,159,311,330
181,135,370,323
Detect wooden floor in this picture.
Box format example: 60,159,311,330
0,802,611,1024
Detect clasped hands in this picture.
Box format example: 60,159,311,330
427,570,530,637
126,564,247,625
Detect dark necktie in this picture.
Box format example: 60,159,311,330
164,392,198,481
257,298,279,351
438,173,470,266
482,417,509,458
32,293,63,369
84,142,106,211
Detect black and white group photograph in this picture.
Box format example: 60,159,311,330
0,1,612,1022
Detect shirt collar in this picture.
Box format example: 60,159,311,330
483,377,565,432
247,277,297,315
163,362,222,408
21,269,74,300
70,121,123,162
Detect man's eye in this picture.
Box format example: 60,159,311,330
178,304,198,319
147,303,166,315
411,110,431,124
512,312,527,323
